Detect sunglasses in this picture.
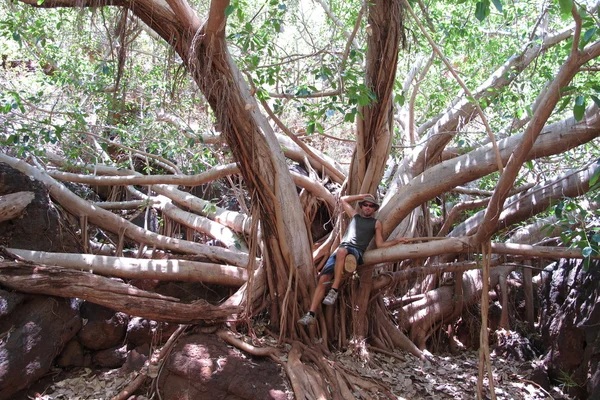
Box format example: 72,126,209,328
362,203,377,208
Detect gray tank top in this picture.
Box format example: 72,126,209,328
340,215,377,252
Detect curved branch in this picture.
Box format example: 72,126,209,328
0,153,249,267
379,104,600,237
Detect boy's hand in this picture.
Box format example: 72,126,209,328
395,237,409,245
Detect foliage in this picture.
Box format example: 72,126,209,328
1,0,599,247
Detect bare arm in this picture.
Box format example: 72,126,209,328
339,193,372,218
374,220,409,248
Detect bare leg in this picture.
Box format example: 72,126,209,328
331,247,348,290
309,273,333,313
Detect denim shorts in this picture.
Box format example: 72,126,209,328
320,245,363,276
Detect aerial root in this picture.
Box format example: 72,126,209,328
216,328,281,360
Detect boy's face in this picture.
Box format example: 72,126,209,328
360,202,377,217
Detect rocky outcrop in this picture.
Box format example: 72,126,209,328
540,259,600,399
0,295,82,399
0,162,80,253
158,333,288,400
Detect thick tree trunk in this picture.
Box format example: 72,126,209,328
346,0,404,343
403,265,516,349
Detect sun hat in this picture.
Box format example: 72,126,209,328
359,196,380,209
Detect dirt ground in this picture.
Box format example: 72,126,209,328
14,338,571,400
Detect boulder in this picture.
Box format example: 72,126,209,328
92,345,128,368
0,296,81,399
78,302,128,350
0,163,80,253
158,333,289,400
540,259,600,399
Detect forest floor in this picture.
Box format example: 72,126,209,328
19,338,570,400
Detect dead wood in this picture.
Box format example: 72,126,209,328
0,191,35,223
0,261,241,323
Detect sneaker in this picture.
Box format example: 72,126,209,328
344,254,357,273
322,289,338,305
297,312,315,325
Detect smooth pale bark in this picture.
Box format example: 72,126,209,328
491,242,600,259
49,166,335,232
399,26,576,178
0,261,240,323
0,153,249,267
95,200,159,210
473,35,600,245
371,260,499,292
47,161,252,236
7,248,247,286
379,104,600,237
0,191,35,223
48,163,240,187
403,265,515,349
363,237,470,266
49,155,250,252
451,163,596,237
158,199,248,252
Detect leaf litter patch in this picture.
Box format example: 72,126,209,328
335,350,574,399
29,368,145,400
26,349,573,399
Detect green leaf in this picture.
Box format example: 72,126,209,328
12,31,21,45
559,85,577,94
555,201,564,219
584,256,590,272
573,95,585,121
491,0,503,12
357,93,371,107
475,1,490,22
591,95,600,108
556,97,571,113
344,112,355,123
225,5,235,17
582,246,593,257
395,93,405,106
583,27,597,44
590,165,600,187
558,0,574,19
37,0,44,5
